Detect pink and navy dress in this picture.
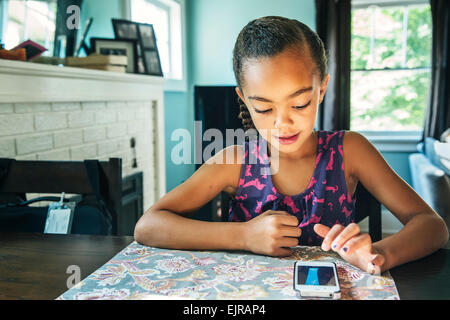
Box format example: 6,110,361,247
228,130,356,246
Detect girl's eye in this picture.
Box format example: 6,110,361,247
253,108,271,114
294,102,311,110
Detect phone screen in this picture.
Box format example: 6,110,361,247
297,266,336,286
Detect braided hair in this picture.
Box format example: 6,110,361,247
233,16,328,131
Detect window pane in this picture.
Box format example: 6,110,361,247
350,4,432,132
351,6,404,69
351,9,371,69
351,4,432,70
351,69,430,131
406,5,432,68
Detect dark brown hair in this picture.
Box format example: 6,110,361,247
233,16,328,130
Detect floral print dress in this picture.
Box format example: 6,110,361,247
228,130,356,245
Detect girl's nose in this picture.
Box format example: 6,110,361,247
274,109,294,129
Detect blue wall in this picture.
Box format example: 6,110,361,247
78,0,124,55
188,0,316,85
164,91,195,191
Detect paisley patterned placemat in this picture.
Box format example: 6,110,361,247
58,242,399,300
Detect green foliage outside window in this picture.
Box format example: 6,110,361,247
350,4,431,131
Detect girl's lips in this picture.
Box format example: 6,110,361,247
275,132,300,145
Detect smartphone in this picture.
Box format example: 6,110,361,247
293,261,341,299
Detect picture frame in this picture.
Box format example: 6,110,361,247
112,19,163,76
90,38,138,74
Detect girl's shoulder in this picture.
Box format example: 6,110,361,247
205,145,245,196
341,130,373,180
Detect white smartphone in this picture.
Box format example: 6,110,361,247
293,261,341,299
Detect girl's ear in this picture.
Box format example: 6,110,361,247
318,74,330,104
235,87,246,103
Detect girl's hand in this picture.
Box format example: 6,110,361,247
313,223,385,275
243,210,301,257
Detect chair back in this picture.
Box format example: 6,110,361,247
0,158,122,235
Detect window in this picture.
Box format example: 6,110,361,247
0,0,57,56
350,0,432,132
130,0,183,81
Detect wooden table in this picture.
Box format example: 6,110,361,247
0,232,134,300
0,232,449,300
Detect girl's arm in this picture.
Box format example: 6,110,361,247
134,145,245,250
347,131,449,271
134,145,300,255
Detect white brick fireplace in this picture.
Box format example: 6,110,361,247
0,59,166,211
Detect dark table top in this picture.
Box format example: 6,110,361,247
0,232,134,300
0,232,449,300
390,247,450,300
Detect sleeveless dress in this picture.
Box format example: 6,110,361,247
228,130,356,246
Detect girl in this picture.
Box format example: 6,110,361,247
135,16,448,275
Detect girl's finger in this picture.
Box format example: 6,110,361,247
280,225,302,238
339,233,371,255
321,224,345,251
280,236,299,248
313,223,330,238
367,262,382,275
367,254,385,275
331,223,361,252
371,253,385,267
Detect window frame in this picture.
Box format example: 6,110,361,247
123,0,187,92
0,0,8,45
350,0,431,150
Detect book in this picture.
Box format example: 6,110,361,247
77,65,127,73
11,39,47,60
65,54,127,67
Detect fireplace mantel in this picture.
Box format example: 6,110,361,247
0,59,165,103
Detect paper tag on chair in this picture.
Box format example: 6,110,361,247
44,192,75,234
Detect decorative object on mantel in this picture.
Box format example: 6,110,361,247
0,39,46,62
0,47,26,61
90,38,138,74
112,19,163,77
11,40,47,60
75,18,94,57
65,54,128,73
30,56,66,66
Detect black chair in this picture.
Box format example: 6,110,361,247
220,182,382,242
0,158,122,235
354,182,382,242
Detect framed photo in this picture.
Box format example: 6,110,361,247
90,38,138,74
138,24,156,49
112,19,163,76
144,50,162,75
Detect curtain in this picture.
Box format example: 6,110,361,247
315,0,352,131
423,0,450,141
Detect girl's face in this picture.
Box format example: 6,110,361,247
236,47,329,157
